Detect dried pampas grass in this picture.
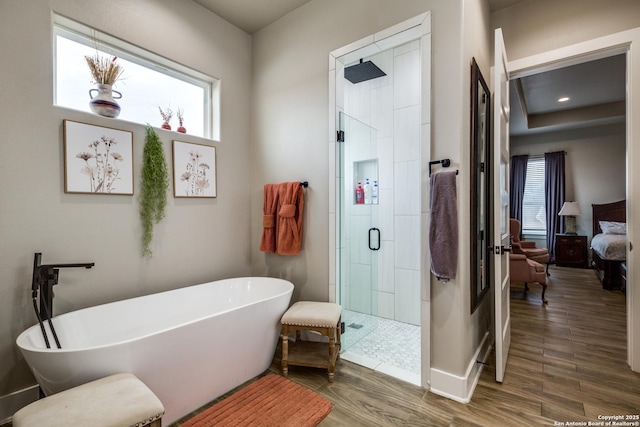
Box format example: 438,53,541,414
85,53,124,86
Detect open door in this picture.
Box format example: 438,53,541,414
493,28,511,383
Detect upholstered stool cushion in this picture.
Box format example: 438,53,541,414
13,373,164,427
281,301,342,327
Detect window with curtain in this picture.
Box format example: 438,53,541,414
522,157,546,234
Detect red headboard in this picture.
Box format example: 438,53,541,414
592,200,626,236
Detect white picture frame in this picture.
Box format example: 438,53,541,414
63,119,134,195
172,140,217,198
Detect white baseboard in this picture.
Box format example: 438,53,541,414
0,385,39,424
429,331,491,403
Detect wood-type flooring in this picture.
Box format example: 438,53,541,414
5,266,638,427
173,265,639,426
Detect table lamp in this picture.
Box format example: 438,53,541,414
558,201,582,235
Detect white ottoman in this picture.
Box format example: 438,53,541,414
13,373,164,427
281,301,342,382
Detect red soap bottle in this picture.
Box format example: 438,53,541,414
355,182,364,204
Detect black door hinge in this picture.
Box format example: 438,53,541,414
337,130,345,142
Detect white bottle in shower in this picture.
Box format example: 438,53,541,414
372,180,379,204
364,178,371,204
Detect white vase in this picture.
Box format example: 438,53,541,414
89,84,122,118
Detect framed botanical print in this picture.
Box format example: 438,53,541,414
63,120,134,195
172,140,217,198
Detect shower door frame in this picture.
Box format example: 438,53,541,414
328,12,432,388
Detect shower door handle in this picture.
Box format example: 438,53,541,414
368,227,380,251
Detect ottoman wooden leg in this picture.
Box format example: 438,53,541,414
328,328,336,382
336,318,341,361
281,325,289,377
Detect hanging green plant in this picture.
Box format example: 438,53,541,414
140,124,169,257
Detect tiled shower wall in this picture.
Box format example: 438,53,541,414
342,39,421,326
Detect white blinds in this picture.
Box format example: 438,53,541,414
522,157,546,234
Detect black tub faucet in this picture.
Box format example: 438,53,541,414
30,252,94,349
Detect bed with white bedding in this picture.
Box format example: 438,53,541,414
591,233,626,261
591,200,626,290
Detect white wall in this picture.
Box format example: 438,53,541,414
0,0,252,399
492,0,640,61
511,123,626,245
250,0,493,386
461,0,493,397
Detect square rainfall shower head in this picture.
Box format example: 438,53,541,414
344,60,387,84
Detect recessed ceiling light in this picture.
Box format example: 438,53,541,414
558,97,570,102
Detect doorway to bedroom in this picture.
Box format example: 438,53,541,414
507,46,629,362
508,53,626,254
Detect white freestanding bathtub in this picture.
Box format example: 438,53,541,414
16,277,294,424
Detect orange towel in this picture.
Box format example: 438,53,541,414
260,184,280,253
275,182,304,255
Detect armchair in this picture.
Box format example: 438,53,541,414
509,218,550,274
510,253,548,304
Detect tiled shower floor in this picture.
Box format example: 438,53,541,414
340,309,421,386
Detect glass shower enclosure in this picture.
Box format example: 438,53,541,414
331,15,428,385
337,112,380,351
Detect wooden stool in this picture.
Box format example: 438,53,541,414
281,301,342,382
12,373,164,427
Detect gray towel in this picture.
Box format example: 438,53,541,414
429,171,458,282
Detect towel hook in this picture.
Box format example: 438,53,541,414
300,181,309,188
429,159,458,176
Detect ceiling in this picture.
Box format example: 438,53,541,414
194,0,525,34
193,0,625,137
193,0,313,34
510,54,626,136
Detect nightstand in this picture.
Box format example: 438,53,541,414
555,234,588,268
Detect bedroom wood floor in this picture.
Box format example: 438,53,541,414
170,265,639,427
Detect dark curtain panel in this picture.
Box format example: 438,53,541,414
545,151,565,261
510,155,529,229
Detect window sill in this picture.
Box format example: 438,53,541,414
522,233,547,240
54,105,220,144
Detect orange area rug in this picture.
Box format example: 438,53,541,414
179,374,331,427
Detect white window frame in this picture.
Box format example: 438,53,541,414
53,14,220,140
521,156,547,236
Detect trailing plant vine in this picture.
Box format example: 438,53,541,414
140,125,169,257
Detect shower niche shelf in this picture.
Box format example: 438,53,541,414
353,158,379,205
